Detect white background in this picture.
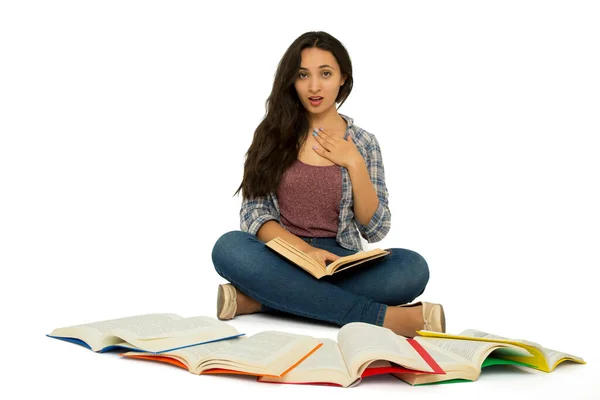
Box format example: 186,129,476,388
1,1,599,399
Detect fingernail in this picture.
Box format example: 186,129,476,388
312,145,317,150
319,127,324,131
312,131,317,137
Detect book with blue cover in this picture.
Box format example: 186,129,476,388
47,313,244,353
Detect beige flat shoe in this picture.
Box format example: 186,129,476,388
421,302,446,333
217,283,237,320
399,301,446,333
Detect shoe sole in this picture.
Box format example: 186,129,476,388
217,284,236,320
217,285,226,319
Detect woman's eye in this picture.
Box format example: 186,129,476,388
298,71,332,79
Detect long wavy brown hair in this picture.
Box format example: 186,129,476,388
234,31,354,199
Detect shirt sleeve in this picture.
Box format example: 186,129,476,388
239,194,279,236
355,135,392,243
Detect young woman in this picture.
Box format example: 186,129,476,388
211,31,445,337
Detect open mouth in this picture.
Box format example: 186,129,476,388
309,97,323,106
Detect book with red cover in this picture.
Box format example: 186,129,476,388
257,325,445,388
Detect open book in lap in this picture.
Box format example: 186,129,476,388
121,331,322,378
258,322,444,388
265,237,390,279
393,336,534,385
47,313,243,353
417,329,586,373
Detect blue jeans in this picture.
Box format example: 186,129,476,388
211,230,429,327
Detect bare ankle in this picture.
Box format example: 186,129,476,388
382,305,424,338
236,290,262,316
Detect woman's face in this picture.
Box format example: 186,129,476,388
294,47,346,115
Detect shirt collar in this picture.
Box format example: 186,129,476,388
339,113,354,140
339,113,354,127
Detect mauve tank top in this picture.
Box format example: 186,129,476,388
277,159,343,238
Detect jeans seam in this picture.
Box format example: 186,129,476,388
375,303,387,327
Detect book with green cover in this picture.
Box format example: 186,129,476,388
393,335,535,385
408,357,537,385
417,329,586,373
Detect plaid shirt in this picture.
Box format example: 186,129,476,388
239,113,391,251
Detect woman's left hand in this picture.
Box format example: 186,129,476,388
311,128,363,169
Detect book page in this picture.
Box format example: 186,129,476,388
418,330,554,370
393,340,479,385
275,339,349,375
460,329,551,350
258,339,354,387
122,336,244,371
338,322,432,379
542,347,585,369
460,329,541,347
326,248,388,273
48,313,183,351
329,253,389,274
415,337,528,369
416,340,469,366
119,316,237,339
115,317,241,353
266,238,324,278
273,238,320,267
197,331,320,376
460,329,585,370
161,337,243,368
52,313,182,335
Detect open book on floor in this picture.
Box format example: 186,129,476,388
121,331,321,378
417,329,586,373
47,313,243,353
265,237,390,279
392,335,535,385
257,322,444,388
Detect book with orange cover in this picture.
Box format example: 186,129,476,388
121,331,322,378
257,322,444,388
265,237,390,279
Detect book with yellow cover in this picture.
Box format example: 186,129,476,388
265,236,390,279
121,331,322,378
417,329,585,373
